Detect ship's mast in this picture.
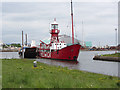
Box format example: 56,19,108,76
71,0,74,44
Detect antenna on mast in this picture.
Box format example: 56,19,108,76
71,0,74,44
54,18,56,21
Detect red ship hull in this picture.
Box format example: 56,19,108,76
39,44,81,61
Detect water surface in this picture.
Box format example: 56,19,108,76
36,51,119,76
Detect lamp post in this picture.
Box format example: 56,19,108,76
82,21,84,46
115,28,117,46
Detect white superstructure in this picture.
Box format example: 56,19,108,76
50,42,67,50
31,40,36,47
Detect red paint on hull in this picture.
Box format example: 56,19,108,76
39,44,81,61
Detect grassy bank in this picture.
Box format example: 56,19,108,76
2,59,120,88
102,53,120,57
0,59,2,89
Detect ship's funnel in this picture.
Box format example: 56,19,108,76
25,34,27,46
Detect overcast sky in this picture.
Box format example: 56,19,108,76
1,1,118,46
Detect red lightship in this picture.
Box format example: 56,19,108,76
39,1,81,61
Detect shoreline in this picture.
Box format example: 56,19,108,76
0,50,18,52
93,53,120,62
93,56,120,62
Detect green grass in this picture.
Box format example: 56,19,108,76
102,53,120,57
2,59,120,88
0,59,2,89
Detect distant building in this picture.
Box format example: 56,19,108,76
0,41,3,50
42,34,92,48
118,44,120,50
105,45,109,49
59,34,81,46
42,34,82,45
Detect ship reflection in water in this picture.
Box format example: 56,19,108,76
36,51,118,77
1,51,118,77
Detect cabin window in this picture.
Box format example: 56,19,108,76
51,25,58,29
55,25,58,29
51,50,54,52
51,25,54,29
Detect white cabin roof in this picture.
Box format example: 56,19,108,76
51,21,58,25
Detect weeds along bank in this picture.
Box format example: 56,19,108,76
0,59,2,89
2,59,120,88
102,53,120,57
